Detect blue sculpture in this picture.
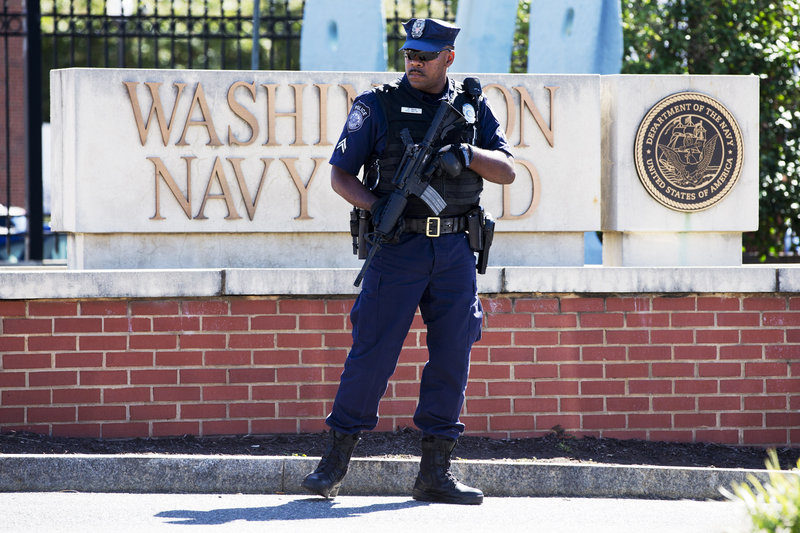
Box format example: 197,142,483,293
300,0,387,71
528,0,623,75
451,0,519,73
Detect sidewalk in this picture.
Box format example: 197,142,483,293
0,492,748,533
0,453,782,500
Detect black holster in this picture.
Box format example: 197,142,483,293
350,207,371,260
466,207,495,274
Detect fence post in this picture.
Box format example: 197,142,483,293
26,0,43,260
251,0,260,69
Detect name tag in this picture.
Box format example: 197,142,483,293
401,107,423,114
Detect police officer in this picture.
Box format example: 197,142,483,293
302,18,515,505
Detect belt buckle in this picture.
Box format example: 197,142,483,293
425,217,441,237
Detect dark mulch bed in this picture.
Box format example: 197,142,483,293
2,427,798,470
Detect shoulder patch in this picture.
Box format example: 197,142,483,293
347,101,371,132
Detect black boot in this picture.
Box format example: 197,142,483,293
301,430,360,498
412,436,484,505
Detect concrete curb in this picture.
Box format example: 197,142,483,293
1,454,788,500
6,266,800,300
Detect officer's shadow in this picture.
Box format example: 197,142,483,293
156,496,429,525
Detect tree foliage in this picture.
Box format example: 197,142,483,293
511,0,531,73
621,0,800,259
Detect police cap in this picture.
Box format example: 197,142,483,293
399,18,460,52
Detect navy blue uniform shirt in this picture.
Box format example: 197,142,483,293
330,75,512,178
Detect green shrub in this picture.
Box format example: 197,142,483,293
721,449,800,533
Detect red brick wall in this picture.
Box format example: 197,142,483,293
1,294,798,446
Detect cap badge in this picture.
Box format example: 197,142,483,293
411,19,425,39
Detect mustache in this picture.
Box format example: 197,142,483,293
408,68,424,75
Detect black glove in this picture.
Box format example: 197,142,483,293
442,143,473,167
369,195,391,228
437,143,473,176
369,195,404,244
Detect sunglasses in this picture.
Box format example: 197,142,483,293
403,49,446,62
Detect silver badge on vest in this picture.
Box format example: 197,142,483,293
462,103,476,124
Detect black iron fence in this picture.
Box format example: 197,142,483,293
43,0,305,72
1,0,456,263
42,0,457,70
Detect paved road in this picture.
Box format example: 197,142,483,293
1,493,749,533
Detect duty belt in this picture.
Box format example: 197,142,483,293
404,216,467,237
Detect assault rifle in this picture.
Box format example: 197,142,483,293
353,100,468,287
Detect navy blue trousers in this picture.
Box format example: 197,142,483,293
326,232,483,440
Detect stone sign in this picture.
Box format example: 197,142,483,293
51,69,601,269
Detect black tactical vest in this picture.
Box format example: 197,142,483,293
367,79,483,218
